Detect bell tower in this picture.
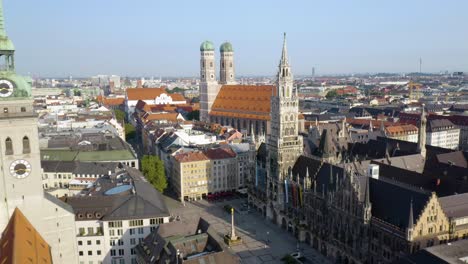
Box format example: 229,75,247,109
219,42,236,85
266,33,303,220
0,2,78,262
199,40,219,122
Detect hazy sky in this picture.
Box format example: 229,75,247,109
4,0,468,77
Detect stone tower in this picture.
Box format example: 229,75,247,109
199,41,219,122
266,33,303,221
417,104,427,158
0,1,78,262
219,42,236,85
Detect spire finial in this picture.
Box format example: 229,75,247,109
280,32,289,65
408,198,414,229
0,0,6,37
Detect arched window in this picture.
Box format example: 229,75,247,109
5,137,13,155
22,136,30,154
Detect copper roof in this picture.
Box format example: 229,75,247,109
0,208,52,264
210,85,275,120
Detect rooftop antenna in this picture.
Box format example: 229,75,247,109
419,58,422,74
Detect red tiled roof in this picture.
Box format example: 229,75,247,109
126,87,186,102
210,85,276,121
174,151,209,163
204,147,237,160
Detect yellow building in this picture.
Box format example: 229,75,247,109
173,151,211,201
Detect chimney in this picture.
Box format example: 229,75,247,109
367,164,379,179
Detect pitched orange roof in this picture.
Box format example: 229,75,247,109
385,124,418,136
0,208,52,264
174,151,209,163
144,112,181,122
126,87,187,102
103,97,125,106
210,85,275,121
126,87,166,100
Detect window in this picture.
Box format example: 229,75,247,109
5,137,13,155
96,240,101,245
78,241,83,246
118,239,124,246
118,249,124,256
87,227,93,235
131,248,136,255
109,230,115,236
108,221,122,228
79,251,83,256
129,220,143,227
21,107,26,112
97,250,101,256
138,227,144,234
130,238,136,245
3,107,8,113
110,249,116,256
119,259,125,264
87,240,91,245
88,251,92,256
117,229,123,236
110,240,116,246
130,228,135,235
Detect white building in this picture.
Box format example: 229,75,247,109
427,119,460,150
124,87,186,119
66,167,170,264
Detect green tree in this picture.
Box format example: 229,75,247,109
114,109,125,123
186,110,199,121
325,89,338,99
125,123,136,140
141,155,167,193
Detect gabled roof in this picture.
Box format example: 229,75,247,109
0,208,52,264
369,177,431,230
126,87,186,102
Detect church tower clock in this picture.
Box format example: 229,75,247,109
0,2,78,263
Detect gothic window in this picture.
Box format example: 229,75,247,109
203,61,205,68
23,136,31,154
5,137,13,155
222,62,225,69
230,62,232,68
210,62,213,68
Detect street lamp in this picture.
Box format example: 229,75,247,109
176,249,180,264
266,231,270,245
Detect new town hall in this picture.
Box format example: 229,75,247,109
199,36,468,264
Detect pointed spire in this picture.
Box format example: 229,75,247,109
0,0,6,37
408,198,414,229
364,176,370,206
250,123,255,143
280,32,289,66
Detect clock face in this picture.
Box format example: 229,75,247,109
0,79,14,97
10,160,32,179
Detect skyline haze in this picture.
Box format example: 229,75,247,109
5,0,468,77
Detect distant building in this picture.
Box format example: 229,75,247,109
65,165,170,264
385,124,419,143
427,119,460,150
125,87,186,118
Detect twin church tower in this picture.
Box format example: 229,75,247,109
199,41,236,122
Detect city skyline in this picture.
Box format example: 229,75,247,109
5,0,468,77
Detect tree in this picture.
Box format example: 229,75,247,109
186,110,199,121
73,89,82,96
125,123,136,141
325,89,338,99
141,155,167,193
114,109,125,123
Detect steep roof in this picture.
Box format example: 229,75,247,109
205,147,237,160
174,151,209,163
369,177,431,230
0,208,52,264
210,85,275,120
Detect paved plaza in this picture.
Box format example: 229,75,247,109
165,196,330,264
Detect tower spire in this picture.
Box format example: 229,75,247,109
0,0,6,37
280,32,289,66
